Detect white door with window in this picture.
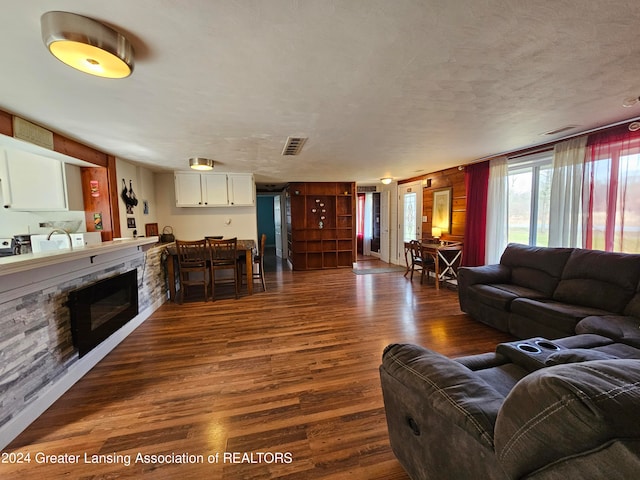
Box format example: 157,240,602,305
398,181,422,262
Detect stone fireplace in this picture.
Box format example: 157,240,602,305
68,269,139,357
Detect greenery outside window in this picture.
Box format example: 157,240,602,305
507,153,553,246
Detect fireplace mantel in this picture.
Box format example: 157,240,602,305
0,236,158,279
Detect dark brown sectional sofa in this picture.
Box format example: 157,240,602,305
379,243,640,479
458,243,640,345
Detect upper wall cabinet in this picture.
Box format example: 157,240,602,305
174,172,254,207
227,173,255,206
0,148,71,211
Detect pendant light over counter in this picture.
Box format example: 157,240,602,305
41,11,134,79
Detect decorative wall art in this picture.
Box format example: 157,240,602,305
145,223,158,237
311,198,327,229
432,188,452,234
121,179,138,214
93,212,103,230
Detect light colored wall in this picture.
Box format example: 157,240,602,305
154,172,258,242
115,159,158,238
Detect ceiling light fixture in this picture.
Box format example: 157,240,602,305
381,177,393,185
629,122,640,132
189,157,214,171
41,11,134,79
623,96,640,108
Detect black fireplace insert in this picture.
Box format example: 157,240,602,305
68,269,139,357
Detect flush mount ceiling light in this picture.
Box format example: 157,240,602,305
623,96,640,108
41,11,134,79
189,157,214,171
380,177,393,185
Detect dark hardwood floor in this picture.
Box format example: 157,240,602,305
3,253,513,479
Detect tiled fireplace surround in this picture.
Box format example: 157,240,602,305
0,244,168,448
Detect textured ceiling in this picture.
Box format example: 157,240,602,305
1,1,640,185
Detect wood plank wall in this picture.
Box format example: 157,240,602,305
400,166,467,242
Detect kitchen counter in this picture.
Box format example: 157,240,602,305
0,236,159,278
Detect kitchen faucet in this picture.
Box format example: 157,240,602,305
47,229,73,249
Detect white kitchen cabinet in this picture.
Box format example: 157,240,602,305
202,174,230,206
227,174,255,206
174,172,254,207
175,172,207,206
0,148,69,211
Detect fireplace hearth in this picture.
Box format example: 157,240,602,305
68,269,139,357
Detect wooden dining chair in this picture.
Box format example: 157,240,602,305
409,240,435,284
207,237,239,299
252,233,267,292
175,239,209,303
403,241,412,277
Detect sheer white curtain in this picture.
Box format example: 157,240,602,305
485,156,508,264
548,136,587,247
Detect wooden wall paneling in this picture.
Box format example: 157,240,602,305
81,167,115,241
53,134,108,167
419,166,467,241
107,155,121,239
0,110,12,136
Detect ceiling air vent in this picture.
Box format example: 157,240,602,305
357,185,378,193
540,125,580,136
282,136,307,155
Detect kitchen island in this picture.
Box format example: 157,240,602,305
0,236,168,450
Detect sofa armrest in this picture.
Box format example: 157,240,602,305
381,343,505,448
494,359,640,479
458,264,511,311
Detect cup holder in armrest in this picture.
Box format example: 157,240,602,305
535,340,561,350
516,343,542,354
496,337,567,372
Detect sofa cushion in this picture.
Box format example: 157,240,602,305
499,243,573,297
576,315,640,349
553,249,640,313
544,348,620,366
510,298,610,333
466,284,548,311
495,359,640,479
544,343,640,367
624,292,640,318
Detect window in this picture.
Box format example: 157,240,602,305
584,132,640,253
507,153,553,247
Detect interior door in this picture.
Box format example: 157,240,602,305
398,181,422,262
274,195,283,258
380,190,390,263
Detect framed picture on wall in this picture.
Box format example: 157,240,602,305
145,223,158,237
127,217,136,229
432,188,452,234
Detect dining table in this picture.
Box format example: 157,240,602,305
419,240,463,290
164,238,257,301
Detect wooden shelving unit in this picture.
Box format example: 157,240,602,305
286,182,356,270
